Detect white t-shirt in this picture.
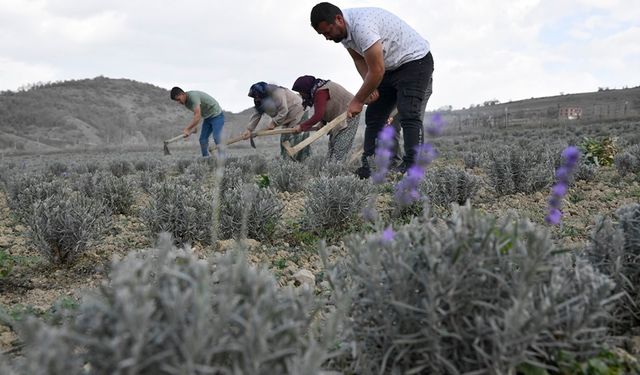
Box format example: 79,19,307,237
341,7,430,71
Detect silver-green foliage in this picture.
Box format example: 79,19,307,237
219,183,283,241
462,151,484,169
142,180,215,246
139,168,167,193
586,203,640,334
46,161,69,177
76,171,137,215
108,159,134,177
574,160,598,182
303,175,373,231
221,165,250,192
268,159,308,193
5,174,68,222
27,192,112,264
485,145,554,196
4,235,331,374
327,206,615,374
420,166,482,207
614,144,640,177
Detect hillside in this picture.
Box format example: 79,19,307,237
0,77,256,153
429,86,640,130
2,77,639,154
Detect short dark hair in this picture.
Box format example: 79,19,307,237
310,2,342,29
170,87,184,100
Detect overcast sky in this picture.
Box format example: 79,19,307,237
1,0,638,113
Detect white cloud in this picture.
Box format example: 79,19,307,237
0,57,57,90
0,0,638,112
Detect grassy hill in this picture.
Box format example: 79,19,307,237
2,77,638,154
0,77,256,153
430,86,640,130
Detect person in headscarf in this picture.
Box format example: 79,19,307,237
291,75,360,161
242,82,311,162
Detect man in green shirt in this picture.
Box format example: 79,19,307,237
170,87,225,157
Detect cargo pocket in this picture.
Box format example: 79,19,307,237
400,87,426,116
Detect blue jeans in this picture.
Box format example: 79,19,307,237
200,113,224,157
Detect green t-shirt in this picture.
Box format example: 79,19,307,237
185,91,222,119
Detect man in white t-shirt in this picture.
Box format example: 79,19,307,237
310,2,434,177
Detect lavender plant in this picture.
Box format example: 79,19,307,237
585,205,640,335
75,171,137,215
4,235,334,374
462,151,484,169
108,159,134,177
134,158,161,171
268,159,308,193
141,180,215,246
5,174,68,222
221,165,250,192
139,168,167,194
27,192,112,264
486,145,555,196
304,154,329,177
219,183,283,241
318,160,352,178
46,161,69,177
326,205,615,374
303,175,373,232
174,157,194,174
420,165,482,208
614,144,640,177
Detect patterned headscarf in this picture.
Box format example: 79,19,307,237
292,75,329,108
248,81,275,114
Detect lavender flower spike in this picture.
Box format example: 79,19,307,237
372,126,396,184
381,226,395,243
545,146,581,225
426,113,445,137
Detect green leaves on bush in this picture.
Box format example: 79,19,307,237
579,137,617,166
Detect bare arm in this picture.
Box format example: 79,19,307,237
351,41,384,103
346,41,385,117
183,105,202,136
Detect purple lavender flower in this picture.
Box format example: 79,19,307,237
545,208,562,225
562,146,580,167
552,183,567,197
381,226,395,242
372,126,396,184
394,156,430,207
426,113,445,137
415,143,438,168
545,146,581,225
